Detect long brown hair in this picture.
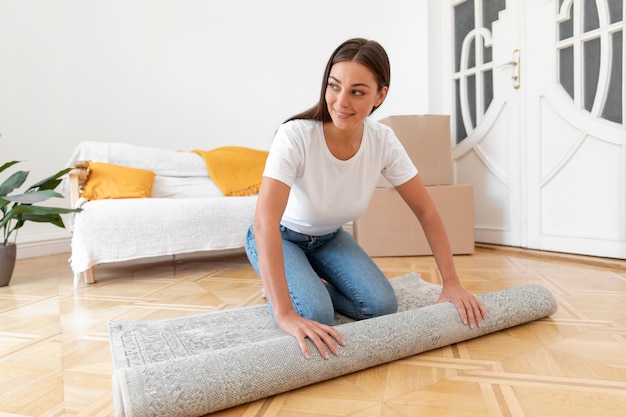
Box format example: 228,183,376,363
285,38,391,123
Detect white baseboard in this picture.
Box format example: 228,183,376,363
16,237,71,260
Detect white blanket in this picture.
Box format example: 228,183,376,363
70,196,257,275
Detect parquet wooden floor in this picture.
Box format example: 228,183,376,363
0,245,625,417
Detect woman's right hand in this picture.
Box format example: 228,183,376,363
253,178,344,359
275,310,345,359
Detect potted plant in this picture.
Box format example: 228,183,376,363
0,160,81,286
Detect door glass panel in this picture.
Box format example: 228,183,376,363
556,0,624,126
559,1,574,40
454,0,475,73
583,37,601,112
559,46,575,99
454,80,467,140
559,19,574,41
608,0,623,24
583,0,599,32
452,0,507,143
468,74,477,129
468,39,476,69
482,0,506,31
602,31,623,123
483,70,494,112
482,0,505,63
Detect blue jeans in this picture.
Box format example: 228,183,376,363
244,224,398,325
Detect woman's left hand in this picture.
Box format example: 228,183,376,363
437,283,486,328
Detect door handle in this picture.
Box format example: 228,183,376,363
497,49,521,89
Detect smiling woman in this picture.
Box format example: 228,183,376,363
323,61,388,159
244,38,486,361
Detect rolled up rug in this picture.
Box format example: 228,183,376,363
108,272,557,417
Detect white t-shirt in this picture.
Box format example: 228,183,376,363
263,118,418,235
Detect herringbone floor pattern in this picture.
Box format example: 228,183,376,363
0,245,625,416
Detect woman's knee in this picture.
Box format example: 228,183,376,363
369,290,398,317
270,295,335,326
292,288,335,325
300,304,335,326
356,285,397,318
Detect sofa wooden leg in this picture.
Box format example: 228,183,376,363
84,267,96,284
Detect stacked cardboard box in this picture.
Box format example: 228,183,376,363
354,115,475,256
376,115,452,187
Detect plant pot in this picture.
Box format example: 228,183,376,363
0,243,17,287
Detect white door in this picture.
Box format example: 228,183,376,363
434,0,626,259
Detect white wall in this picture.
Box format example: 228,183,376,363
0,0,430,257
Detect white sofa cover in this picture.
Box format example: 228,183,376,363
64,141,258,285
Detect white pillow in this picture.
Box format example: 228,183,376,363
151,176,224,198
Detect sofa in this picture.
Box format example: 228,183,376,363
64,141,260,286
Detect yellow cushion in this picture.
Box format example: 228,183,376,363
81,161,156,200
192,146,268,196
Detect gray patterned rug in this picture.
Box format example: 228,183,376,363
108,272,558,417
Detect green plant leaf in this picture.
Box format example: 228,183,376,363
4,189,64,204
0,170,28,196
0,161,20,175
27,168,73,192
0,204,78,230
20,205,78,216
1,156,81,245
20,212,66,228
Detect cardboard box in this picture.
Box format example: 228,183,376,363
378,115,453,186
354,185,474,256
